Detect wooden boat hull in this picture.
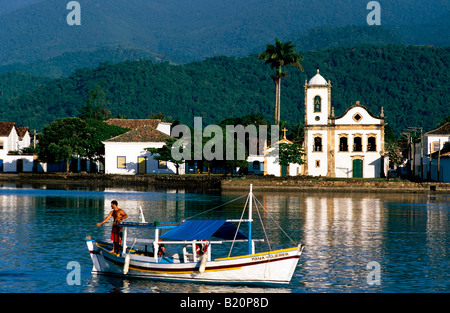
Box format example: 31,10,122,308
86,239,303,285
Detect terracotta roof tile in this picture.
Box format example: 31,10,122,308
104,125,172,143
0,122,15,137
104,119,161,129
426,122,450,135
16,126,30,140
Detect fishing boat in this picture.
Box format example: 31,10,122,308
85,185,304,285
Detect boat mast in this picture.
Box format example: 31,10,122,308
248,184,253,255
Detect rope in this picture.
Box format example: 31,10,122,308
183,194,247,221
227,193,249,258
253,196,297,246
254,196,271,251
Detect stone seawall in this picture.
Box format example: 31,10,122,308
0,173,448,194
221,178,450,194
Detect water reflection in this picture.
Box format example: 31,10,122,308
0,183,448,292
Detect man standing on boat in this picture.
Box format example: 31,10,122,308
97,200,128,253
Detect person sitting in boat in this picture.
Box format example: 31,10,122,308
157,241,166,257
151,239,166,257
196,241,208,256
96,200,128,253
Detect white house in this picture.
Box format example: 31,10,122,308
247,132,302,177
413,122,450,181
303,70,388,178
103,119,185,175
0,122,34,172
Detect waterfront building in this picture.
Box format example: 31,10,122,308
413,122,450,182
0,122,34,172
303,70,388,178
102,119,184,175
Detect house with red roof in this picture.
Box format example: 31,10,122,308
102,119,184,175
0,122,34,172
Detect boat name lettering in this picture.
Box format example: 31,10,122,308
251,252,288,261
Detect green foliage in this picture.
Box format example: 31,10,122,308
278,142,305,166
146,137,184,174
38,117,91,164
79,82,112,120
37,117,128,167
1,45,448,138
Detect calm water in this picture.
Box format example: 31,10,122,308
0,183,448,293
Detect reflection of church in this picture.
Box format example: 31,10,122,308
303,70,388,178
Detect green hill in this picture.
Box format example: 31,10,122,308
0,0,448,65
0,45,448,137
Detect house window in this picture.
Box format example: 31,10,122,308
339,136,348,152
432,141,440,153
367,136,377,151
158,160,167,169
0,141,3,150
314,96,321,113
313,137,322,152
353,136,362,152
117,156,126,169
253,161,260,170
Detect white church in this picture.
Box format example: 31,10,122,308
248,70,388,178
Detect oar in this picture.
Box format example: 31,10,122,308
123,238,137,274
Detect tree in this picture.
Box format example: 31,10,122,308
146,137,184,175
38,117,128,172
258,38,303,125
278,142,305,167
38,117,91,171
79,82,111,120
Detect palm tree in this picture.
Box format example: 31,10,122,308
258,38,303,125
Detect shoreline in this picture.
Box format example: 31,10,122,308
0,173,449,194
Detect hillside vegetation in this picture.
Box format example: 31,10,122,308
0,45,448,136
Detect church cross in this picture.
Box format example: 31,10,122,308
282,127,288,139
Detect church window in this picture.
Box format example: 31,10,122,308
353,136,362,152
314,96,321,113
314,136,322,152
367,136,377,151
353,113,362,122
315,160,320,168
339,137,348,152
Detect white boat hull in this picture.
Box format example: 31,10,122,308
86,239,303,285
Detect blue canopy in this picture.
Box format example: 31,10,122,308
161,220,247,241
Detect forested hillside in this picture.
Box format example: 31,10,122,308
0,0,447,65
0,45,448,136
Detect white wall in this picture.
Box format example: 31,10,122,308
104,142,184,175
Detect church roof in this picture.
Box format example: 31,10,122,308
308,69,328,85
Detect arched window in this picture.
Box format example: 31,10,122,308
367,136,377,151
353,136,362,152
339,137,348,152
314,96,321,113
314,136,322,152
